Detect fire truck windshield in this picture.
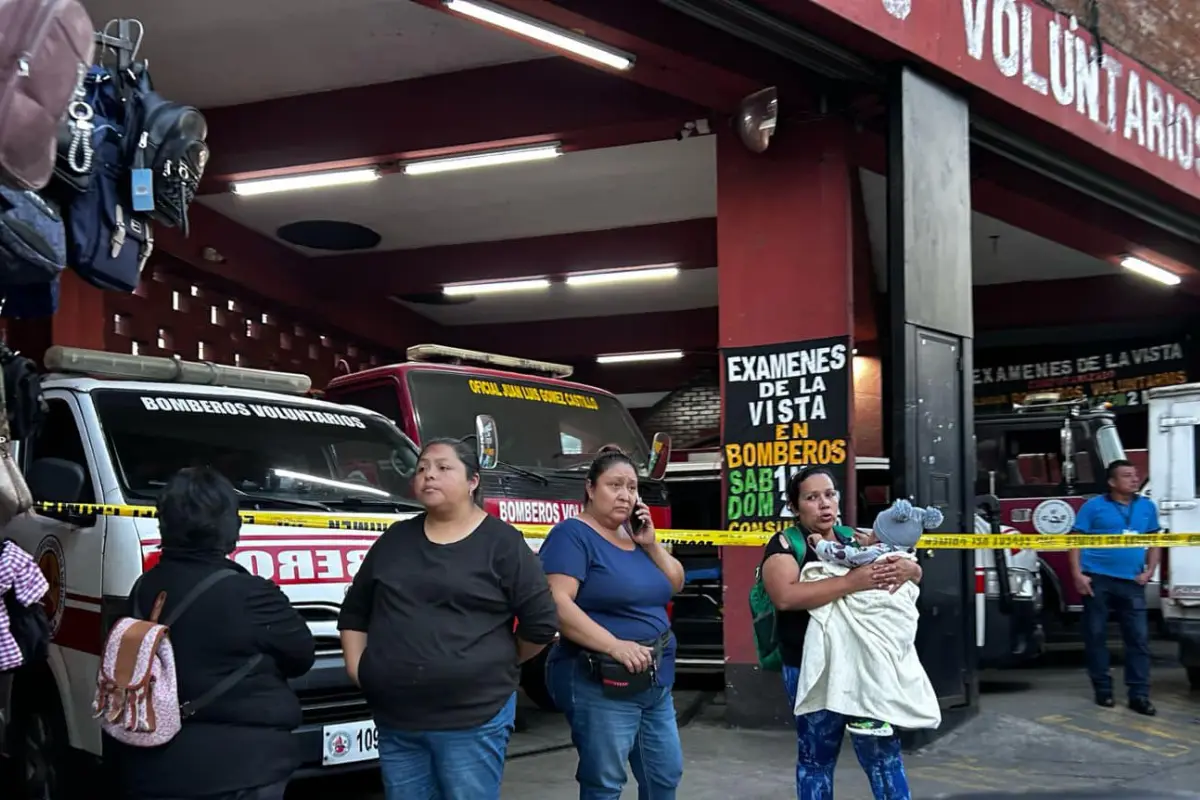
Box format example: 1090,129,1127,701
406,369,650,472
93,389,421,509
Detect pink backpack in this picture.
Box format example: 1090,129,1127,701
93,571,263,748
0,0,95,190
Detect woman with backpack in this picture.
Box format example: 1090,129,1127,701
103,466,316,800
539,445,686,799
759,467,923,800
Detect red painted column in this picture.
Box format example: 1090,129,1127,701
5,273,107,361
718,117,855,727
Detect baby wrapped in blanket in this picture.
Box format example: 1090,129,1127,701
793,499,943,737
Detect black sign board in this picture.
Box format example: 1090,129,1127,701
973,335,1193,413
721,336,851,534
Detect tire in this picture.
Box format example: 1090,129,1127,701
1188,666,1200,691
9,672,76,800
519,648,557,712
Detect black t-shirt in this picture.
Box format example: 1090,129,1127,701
337,513,559,730
762,529,818,668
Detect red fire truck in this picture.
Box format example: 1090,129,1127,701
322,345,674,706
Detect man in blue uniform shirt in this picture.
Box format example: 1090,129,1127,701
1069,459,1160,716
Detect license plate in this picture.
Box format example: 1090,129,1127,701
1170,585,1200,599
322,719,379,766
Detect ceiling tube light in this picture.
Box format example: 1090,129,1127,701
443,278,551,297
565,265,681,287
1121,255,1182,286
596,350,685,365
230,167,380,197
444,0,635,71
403,143,562,176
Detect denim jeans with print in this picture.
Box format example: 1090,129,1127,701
546,652,683,799
782,664,910,800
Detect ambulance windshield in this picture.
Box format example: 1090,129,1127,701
405,369,650,472
94,389,421,509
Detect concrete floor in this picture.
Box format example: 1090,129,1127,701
290,641,1200,799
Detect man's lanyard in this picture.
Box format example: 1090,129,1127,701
1109,495,1137,531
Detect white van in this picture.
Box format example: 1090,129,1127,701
1146,382,1200,689
0,348,424,796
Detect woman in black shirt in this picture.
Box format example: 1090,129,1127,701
761,467,922,799
338,438,558,800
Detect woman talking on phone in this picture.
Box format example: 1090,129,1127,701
540,445,686,799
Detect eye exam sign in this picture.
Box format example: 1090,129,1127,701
777,0,1200,203
721,336,851,534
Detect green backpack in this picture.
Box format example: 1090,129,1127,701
749,525,855,671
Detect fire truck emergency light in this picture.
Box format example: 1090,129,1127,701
444,0,635,71
1120,256,1182,287
407,344,574,378
44,347,313,395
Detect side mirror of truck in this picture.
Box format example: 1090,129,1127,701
27,458,94,526
475,414,499,470
647,432,672,481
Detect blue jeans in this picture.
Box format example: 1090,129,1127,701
1081,572,1151,700
782,665,910,800
377,693,516,800
546,653,683,799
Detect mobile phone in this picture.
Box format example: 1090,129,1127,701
627,496,645,534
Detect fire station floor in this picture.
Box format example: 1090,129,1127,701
292,641,1200,799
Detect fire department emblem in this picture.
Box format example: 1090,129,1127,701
325,729,352,761
882,0,911,20
34,535,67,636
1032,499,1075,535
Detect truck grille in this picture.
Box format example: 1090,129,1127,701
298,686,371,726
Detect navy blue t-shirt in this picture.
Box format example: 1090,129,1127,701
539,517,677,686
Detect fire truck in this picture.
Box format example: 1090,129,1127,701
1144,383,1200,689
322,344,674,707
0,348,432,797
974,395,1157,640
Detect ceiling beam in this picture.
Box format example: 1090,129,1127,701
156,205,441,350
325,218,716,297
199,58,706,192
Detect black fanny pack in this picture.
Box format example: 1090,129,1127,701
580,631,672,698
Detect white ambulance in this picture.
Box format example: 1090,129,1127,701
1145,382,1200,689
0,347,433,797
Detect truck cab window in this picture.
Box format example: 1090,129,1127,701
26,398,96,504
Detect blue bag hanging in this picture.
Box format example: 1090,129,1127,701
0,184,65,318
1,277,60,319
62,66,153,293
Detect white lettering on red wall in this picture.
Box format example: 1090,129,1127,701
232,545,368,584
961,0,1200,178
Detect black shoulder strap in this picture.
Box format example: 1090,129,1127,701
162,570,235,627
179,653,264,720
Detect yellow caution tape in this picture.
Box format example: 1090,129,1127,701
32,502,1200,549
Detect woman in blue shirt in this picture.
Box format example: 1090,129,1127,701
540,446,686,799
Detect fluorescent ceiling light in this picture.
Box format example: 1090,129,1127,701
443,278,551,296
1121,256,1182,286
565,266,681,287
596,350,685,365
403,144,561,176
231,168,380,197
272,468,391,497
444,0,635,71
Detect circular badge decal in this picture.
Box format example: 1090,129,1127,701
325,729,352,762
34,535,66,636
1032,499,1076,535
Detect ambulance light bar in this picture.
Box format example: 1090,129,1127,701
44,347,313,395
406,344,574,379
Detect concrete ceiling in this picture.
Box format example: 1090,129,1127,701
82,0,549,107
199,136,717,252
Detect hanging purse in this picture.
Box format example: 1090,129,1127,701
0,369,33,526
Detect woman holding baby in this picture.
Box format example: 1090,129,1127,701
761,466,933,800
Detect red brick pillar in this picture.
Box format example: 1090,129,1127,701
718,117,855,727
